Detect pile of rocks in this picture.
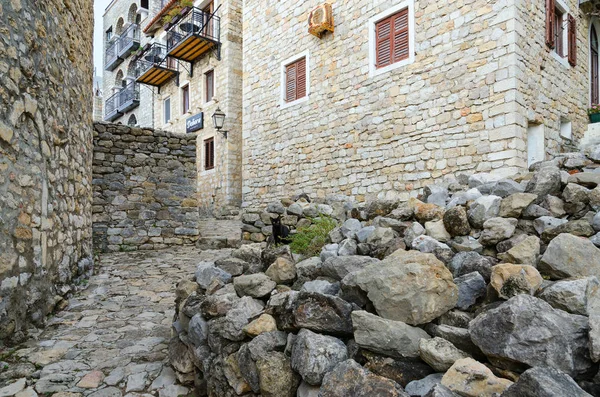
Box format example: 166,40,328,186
171,148,600,396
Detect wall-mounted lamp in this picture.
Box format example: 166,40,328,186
212,107,227,139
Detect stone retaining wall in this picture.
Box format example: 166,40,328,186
92,123,200,252
0,0,94,344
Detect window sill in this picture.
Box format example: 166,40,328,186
550,51,571,69
200,168,216,176
280,96,309,110
370,55,415,78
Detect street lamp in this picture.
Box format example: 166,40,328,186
212,107,227,139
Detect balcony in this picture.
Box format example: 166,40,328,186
118,24,141,59
105,39,123,71
134,43,178,87
166,8,220,62
104,91,123,122
117,82,140,113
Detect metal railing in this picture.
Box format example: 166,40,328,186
118,82,140,112
104,90,121,120
104,39,120,69
134,43,177,78
118,24,141,58
166,8,220,53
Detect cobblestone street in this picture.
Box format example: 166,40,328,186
0,247,232,397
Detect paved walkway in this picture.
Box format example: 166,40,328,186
0,246,232,397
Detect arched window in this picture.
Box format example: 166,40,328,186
127,114,138,126
115,69,125,88
128,4,138,24
592,25,599,105
126,62,136,79
116,17,125,35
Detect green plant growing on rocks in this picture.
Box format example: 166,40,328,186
289,215,337,257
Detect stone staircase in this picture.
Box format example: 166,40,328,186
197,218,243,249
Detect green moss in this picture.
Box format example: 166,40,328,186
289,216,337,257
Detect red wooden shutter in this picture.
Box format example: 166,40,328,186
285,63,297,102
393,9,409,62
204,138,214,170
376,16,392,68
296,58,306,99
546,0,555,48
568,14,577,66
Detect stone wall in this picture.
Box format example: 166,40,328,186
0,0,94,343
92,122,200,252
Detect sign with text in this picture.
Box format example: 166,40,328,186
186,112,204,133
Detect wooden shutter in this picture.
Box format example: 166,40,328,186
546,0,555,48
376,16,392,68
568,14,577,66
393,9,410,62
296,58,306,99
204,138,214,170
285,62,297,102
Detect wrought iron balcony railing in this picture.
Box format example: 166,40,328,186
118,24,141,59
104,39,122,71
134,43,178,87
104,90,123,121
166,8,220,62
117,82,140,113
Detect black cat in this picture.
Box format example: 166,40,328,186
269,215,291,246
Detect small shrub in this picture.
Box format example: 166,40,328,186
289,216,337,257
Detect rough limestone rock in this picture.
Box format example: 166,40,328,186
295,257,322,283
356,226,376,243
265,257,296,284
404,222,426,247
300,279,340,295
353,250,458,325
405,373,445,397
337,238,358,256
502,366,592,397
266,201,286,214
195,262,232,289
290,329,347,385
489,264,543,299
243,314,277,337
215,258,247,276
321,255,380,281
533,216,568,235
467,195,501,229
497,235,540,266
498,193,538,218
255,351,299,397
410,198,445,223
233,273,276,298
292,292,353,334
425,220,452,243
448,236,483,254
340,218,362,239
541,220,596,243
453,272,486,310
352,310,431,359
361,351,435,388
412,235,451,253
425,185,449,207
538,277,597,315
319,360,409,397
218,296,265,341
479,217,517,246
525,166,562,197
419,337,470,372
448,252,494,281
469,295,594,378
443,207,471,237
424,384,460,397
539,233,600,279
441,358,513,397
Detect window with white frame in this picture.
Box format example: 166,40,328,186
164,97,171,124
546,0,577,67
280,51,310,108
369,0,415,77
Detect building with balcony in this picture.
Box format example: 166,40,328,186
102,0,153,128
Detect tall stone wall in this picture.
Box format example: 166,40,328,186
0,0,94,343
92,123,200,252
242,0,522,207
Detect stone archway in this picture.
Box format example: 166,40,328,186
128,3,138,24
116,17,125,35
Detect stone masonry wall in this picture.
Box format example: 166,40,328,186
242,0,523,207
92,122,200,252
0,0,94,343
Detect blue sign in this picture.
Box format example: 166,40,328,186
186,112,204,133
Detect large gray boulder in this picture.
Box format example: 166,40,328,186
405,373,445,397
215,296,265,341
525,166,562,196
418,337,470,372
539,233,600,279
443,206,471,237
533,216,568,235
233,273,276,298
498,193,537,218
321,255,380,281
467,195,501,229
448,251,494,281
478,217,517,246
353,250,458,325
538,277,598,315
502,367,592,397
292,292,353,334
195,262,232,289
291,329,347,385
319,360,408,397
453,272,486,310
352,310,431,359
340,218,362,239
469,295,595,379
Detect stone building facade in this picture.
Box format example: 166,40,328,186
0,0,94,343
241,0,596,206
92,123,199,252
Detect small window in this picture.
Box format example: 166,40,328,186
141,0,149,9
182,85,190,114
375,9,409,69
204,137,215,170
205,70,214,102
164,97,171,124
284,57,307,103
554,8,565,57
106,27,113,42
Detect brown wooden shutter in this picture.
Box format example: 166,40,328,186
546,0,555,48
285,63,297,102
393,9,409,62
296,58,306,99
376,16,392,68
568,14,577,66
204,138,214,170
